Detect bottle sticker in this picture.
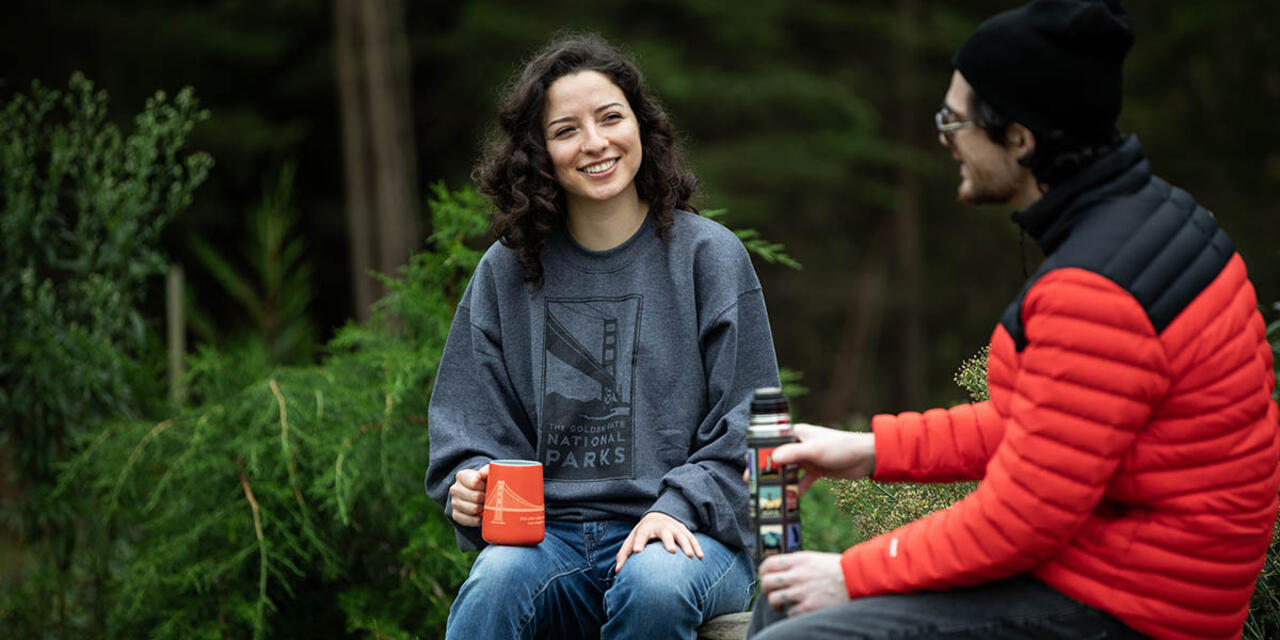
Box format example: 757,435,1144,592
759,485,782,520
757,447,781,482
785,522,803,552
760,524,784,557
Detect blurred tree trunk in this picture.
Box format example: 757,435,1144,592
821,226,889,424
893,0,925,408
335,0,420,322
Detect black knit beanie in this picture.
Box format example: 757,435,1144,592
954,0,1134,144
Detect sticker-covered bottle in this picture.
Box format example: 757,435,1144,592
746,387,801,566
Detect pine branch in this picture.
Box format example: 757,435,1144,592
237,455,269,640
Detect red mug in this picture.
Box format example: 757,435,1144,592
482,460,545,545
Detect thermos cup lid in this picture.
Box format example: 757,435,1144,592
751,387,788,415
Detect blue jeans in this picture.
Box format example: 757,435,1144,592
446,519,755,640
747,575,1146,639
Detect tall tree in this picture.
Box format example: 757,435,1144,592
892,0,926,409
335,0,421,321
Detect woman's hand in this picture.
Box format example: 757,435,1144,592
447,465,490,527
614,512,703,572
758,551,850,616
773,424,876,494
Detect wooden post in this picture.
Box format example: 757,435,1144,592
166,264,186,405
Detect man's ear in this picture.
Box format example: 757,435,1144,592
1007,123,1036,162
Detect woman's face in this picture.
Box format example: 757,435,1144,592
542,70,643,210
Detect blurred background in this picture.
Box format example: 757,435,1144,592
4,0,1276,418
2,1,1278,637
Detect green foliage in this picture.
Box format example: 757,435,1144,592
831,478,976,543
952,346,990,403
828,348,984,544
704,209,802,271
33,183,486,639
0,73,212,494
186,163,317,364
0,73,211,637
799,479,862,554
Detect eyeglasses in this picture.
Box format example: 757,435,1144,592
934,104,975,139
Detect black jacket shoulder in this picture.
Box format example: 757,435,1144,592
1001,137,1234,350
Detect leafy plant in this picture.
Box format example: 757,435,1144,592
39,182,485,639
704,208,802,271
0,73,211,637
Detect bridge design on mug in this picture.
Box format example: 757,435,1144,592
485,480,541,524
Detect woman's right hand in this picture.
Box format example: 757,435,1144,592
448,465,490,527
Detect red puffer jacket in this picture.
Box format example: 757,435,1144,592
842,137,1279,640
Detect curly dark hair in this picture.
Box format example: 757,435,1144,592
968,90,1122,188
475,33,698,285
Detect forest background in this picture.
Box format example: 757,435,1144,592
2,0,1278,638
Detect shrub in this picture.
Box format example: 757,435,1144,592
38,183,487,639
0,74,211,636
827,349,984,541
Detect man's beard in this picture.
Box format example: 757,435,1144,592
957,165,1021,206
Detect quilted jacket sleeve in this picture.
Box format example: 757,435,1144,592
870,401,1005,483
841,269,1171,597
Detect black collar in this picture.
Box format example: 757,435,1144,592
1011,135,1149,255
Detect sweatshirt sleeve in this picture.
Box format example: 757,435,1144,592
425,268,538,551
651,285,781,550
841,269,1170,597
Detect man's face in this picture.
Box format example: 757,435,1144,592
939,71,1029,206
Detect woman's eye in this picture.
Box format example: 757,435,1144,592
602,113,622,123
553,127,574,138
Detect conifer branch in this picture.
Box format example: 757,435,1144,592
237,456,268,640
269,379,307,508
380,392,393,494
108,420,173,511
335,437,352,525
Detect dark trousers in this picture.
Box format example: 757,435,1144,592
747,575,1147,639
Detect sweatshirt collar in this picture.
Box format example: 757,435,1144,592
549,212,659,274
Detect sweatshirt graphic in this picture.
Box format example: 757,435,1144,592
540,296,642,480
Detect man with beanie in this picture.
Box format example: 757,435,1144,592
748,1,1279,639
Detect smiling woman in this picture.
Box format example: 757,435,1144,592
542,70,646,249
474,33,699,286
426,33,782,639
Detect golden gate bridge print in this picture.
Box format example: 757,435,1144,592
484,480,542,524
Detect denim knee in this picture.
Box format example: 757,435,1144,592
463,545,544,595
449,544,587,640
610,545,704,608
608,537,752,613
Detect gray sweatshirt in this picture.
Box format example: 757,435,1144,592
425,210,781,551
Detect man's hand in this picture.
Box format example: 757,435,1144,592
448,465,490,527
758,551,850,616
773,424,876,495
615,512,703,572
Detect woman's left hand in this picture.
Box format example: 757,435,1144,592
615,512,704,572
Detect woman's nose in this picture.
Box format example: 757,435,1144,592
580,126,607,153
